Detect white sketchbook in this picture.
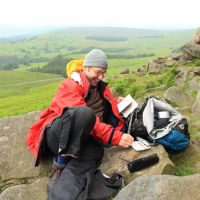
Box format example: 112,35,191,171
131,137,150,151
117,94,138,118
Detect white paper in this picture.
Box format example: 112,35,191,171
131,137,150,151
117,94,138,118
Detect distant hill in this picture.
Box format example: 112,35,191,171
0,27,195,72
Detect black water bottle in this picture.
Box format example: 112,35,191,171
127,153,159,173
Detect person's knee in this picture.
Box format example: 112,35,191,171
80,106,96,123
68,106,96,128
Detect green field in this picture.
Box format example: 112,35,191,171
107,56,155,74
0,57,176,117
0,70,63,117
0,70,61,85
0,56,151,117
15,62,48,71
0,80,62,117
0,27,196,117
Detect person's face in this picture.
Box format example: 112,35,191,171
84,67,107,86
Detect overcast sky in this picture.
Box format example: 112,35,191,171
0,0,199,29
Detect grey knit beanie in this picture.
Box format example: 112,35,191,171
83,49,108,68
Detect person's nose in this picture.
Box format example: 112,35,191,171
97,73,104,80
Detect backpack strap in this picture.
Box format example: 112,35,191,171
127,111,134,134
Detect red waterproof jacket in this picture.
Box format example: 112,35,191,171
26,71,124,164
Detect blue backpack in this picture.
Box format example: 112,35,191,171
151,117,190,153
155,130,189,153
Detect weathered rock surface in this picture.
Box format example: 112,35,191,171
168,53,182,61
164,86,195,108
0,112,175,198
120,68,129,74
175,67,189,85
100,145,175,185
187,79,200,92
194,67,200,75
181,42,200,59
192,89,200,116
0,178,48,200
148,59,166,74
137,65,148,73
114,174,200,200
193,27,200,44
0,112,41,191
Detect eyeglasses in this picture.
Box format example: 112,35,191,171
93,70,107,78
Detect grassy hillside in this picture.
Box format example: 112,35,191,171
0,55,153,117
0,70,61,85
0,70,63,117
0,81,62,117
107,56,155,74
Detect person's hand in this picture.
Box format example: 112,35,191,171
118,133,134,148
117,96,124,104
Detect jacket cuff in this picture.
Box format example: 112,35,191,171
108,128,115,144
108,129,123,145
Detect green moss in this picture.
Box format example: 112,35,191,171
159,67,178,87
175,164,194,176
170,155,195,176
191,90,198,98
194,58,200,67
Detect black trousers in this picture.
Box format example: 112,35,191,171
45,107,122,200
48,158,122,200
45,106,96,157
